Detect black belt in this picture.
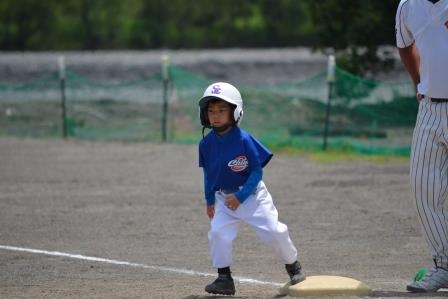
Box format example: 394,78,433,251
428,97,448,103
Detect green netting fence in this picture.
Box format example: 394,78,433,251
0,63,417,155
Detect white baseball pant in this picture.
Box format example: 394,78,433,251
208,181,298,268
410,98,448,268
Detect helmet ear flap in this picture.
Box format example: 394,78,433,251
199,106,211,128
234,106,243,125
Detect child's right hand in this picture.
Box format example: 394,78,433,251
206,205,215,219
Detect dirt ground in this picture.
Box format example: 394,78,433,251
1,137,448,299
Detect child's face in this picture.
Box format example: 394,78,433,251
207,100,232,130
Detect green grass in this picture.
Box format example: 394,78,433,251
305,150,409,164
272,146,409,164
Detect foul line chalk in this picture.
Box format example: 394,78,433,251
0,245,282,287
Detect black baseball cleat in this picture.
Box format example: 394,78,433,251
285,261,306,285
205,274,236,295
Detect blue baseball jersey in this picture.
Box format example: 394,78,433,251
199,127,273,197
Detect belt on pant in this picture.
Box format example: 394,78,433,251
426,96,448,103
217,187,258,195
217,188,240,194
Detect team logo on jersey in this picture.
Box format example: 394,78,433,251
445,20,448,29
211,84,222,95
228,156,248,172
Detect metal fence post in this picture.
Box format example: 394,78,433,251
58,56,68,138
161,54,170,142
323,55,335,150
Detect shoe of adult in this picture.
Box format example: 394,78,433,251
407,267,448,292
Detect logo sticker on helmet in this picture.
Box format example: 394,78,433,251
211,85,222,95
228,156,248,172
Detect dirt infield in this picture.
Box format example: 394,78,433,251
1,137,447,298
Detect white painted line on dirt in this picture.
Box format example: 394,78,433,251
0,245,283,287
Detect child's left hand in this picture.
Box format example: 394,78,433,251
225,194,240,211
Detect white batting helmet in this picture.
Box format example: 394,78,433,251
198,82,244,128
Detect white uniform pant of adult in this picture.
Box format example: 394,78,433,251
208,181,297,268
410,98,448,268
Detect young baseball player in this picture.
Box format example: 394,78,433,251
198,82,305,295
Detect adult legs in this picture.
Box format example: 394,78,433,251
410,100,448,268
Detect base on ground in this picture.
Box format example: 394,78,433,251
278,275,372,297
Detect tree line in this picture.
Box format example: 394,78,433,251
0,0,399,75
